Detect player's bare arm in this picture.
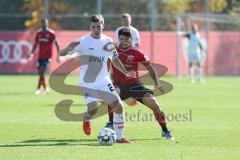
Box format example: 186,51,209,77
111,56,136,78
198,41,206,58
27,41,38,61
145,63,166,94
54,40,60,61
59,42,79,56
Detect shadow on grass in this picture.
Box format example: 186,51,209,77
0,92,31,96
19,138,96,143
130,138,161,142
0,138,165,148
0,138,101,148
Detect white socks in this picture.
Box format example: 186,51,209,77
188,67,203,82
196,67,203,80
113,113,124,140
188,67,193,80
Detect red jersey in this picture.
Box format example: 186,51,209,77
35,28,56,59
112,46,150,84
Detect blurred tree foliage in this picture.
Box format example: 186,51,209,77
0,0,26,30
0,0,239,30
23,0,75,30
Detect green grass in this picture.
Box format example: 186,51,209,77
0,75,240,160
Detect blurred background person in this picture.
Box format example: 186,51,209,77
27,18,60,94
180,24,206,83
115,13,140,48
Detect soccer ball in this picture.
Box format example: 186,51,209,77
98,127,116,146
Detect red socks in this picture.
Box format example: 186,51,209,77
37,75,46,90
154,111,168,132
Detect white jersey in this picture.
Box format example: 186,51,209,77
115,25,140,46
183,32,205,62
188,32,201,55
70,34,118,85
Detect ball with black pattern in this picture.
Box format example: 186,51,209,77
98,127,116,146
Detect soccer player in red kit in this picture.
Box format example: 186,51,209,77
28,18,60,95
104,27,174,140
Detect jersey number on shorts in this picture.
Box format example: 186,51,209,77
107,84,115,92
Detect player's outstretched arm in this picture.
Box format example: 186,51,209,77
145,63,166,94
59,42,79,56
112,56,136,78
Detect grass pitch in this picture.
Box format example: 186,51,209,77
0,75,239,160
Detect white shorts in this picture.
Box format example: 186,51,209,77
188,52,203,63
80,81,121,105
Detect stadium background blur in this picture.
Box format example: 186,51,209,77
1,0,240,76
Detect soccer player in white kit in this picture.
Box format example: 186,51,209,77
181,24,205,83
115,13,140,47
60,15,134,143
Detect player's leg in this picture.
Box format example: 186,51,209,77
103,83,130,143
39,66,47,90
127,82,173,139
84,100,127,139
141,92,174,140
35,59,49,94
187,52,194,82
108,99,131,143
105,84,122,129
188,62,194,83
40,59,49,93
81,86,102,136
196,61,204,83
105,106,114,129
141,93,166,130
35,60,43,94
83,100,99,135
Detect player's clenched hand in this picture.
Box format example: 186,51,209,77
155,84,166,95
126,70,136,78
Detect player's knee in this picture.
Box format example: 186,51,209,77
144,93,157,104
87,102,98,115
38,67,46,75
114,85,120,94
109,100,123,114
89,108,98,115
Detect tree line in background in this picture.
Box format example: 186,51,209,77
0,0,240,30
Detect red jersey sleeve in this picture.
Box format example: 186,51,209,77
136,50,151,66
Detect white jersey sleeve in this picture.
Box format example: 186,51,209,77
115,27,121,42
130,26,140,46
102,42,118,60
68,38,83,54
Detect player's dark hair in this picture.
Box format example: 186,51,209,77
90,14,104,25
118,27,131,38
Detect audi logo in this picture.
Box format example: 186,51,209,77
0,40,32,63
